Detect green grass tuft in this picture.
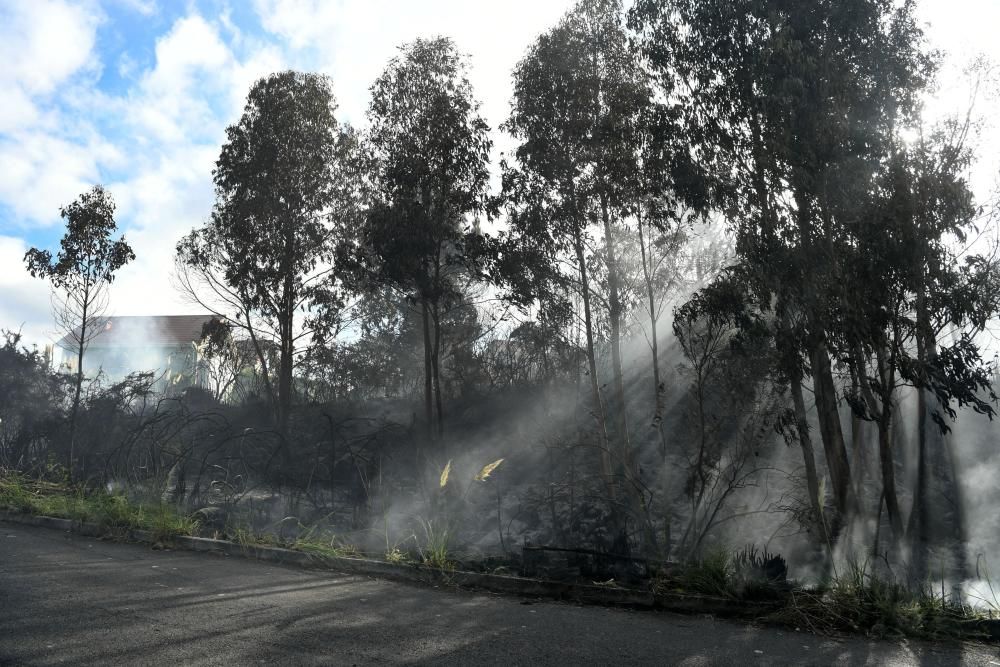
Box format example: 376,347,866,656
417,518,453,570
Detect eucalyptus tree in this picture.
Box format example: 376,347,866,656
898,125,1000,575
632,107,712,458
176,71,354,439
631,0,933,537
504,0,661,550
24,185,135,479
847,125,999,564
361,37,492,441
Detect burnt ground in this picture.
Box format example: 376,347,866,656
1,521,998,666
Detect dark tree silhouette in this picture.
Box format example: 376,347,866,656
360,37,492,443
177,71,355,440
632,0,934,541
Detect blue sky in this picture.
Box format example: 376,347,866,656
1,0,998,347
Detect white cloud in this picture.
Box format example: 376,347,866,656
253,0,341,50
117,51,138,79
129,15,234,144
99,14,286,319
112,0,157,16
252,0,573,128
0,131,118,227
0,0,100,96
0,0,106,226
0,88,39,135
0,236,58,345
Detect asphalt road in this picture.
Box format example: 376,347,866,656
1,522,998,666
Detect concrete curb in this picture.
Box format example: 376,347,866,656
0,511,783,619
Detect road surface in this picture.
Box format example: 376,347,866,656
1,522,997,665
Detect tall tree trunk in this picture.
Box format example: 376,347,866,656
790,371,832,552
601,196,656,555
600,196,630,455
431,301,444,440
571,225,618,524
421,298,434,441
68,293,88,484
909,377,930,578
637,208,668,459
277,322,293,440
277,222,296,444
809,339,854,531
275,307,294,476
849,370,866,499
242,303,277,417
908,288,932,579
875,345,904,543
791,188,853,529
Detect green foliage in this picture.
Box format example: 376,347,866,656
291,524,360,561
0,471,32,512
176,70,357,433
655,546,787,601
195,70,348,307
500,0,654,305
417,518,453,571
0,470,198,540
968,555,1000,617
0,337,69,472
24,185,135,293
650,546,986,640
673,549,734,598
361,36,491,299
384,547,411,565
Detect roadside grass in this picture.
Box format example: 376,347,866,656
222,519,362,561
659,548,734,598
655,546,787,601
0,469,198,540
770,560,983,641
654,547,990,641
289,524,361,561
417,518,454,570
1,469,377,565
385,546,412,564
2,468,993,642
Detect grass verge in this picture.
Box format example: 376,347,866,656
769,560,984,641
654,547,992,641
0,469,198,541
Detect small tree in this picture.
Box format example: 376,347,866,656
24,185,135,479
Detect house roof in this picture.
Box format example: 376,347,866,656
56,315,218,350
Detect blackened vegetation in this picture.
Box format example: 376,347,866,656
8,0,1000,620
